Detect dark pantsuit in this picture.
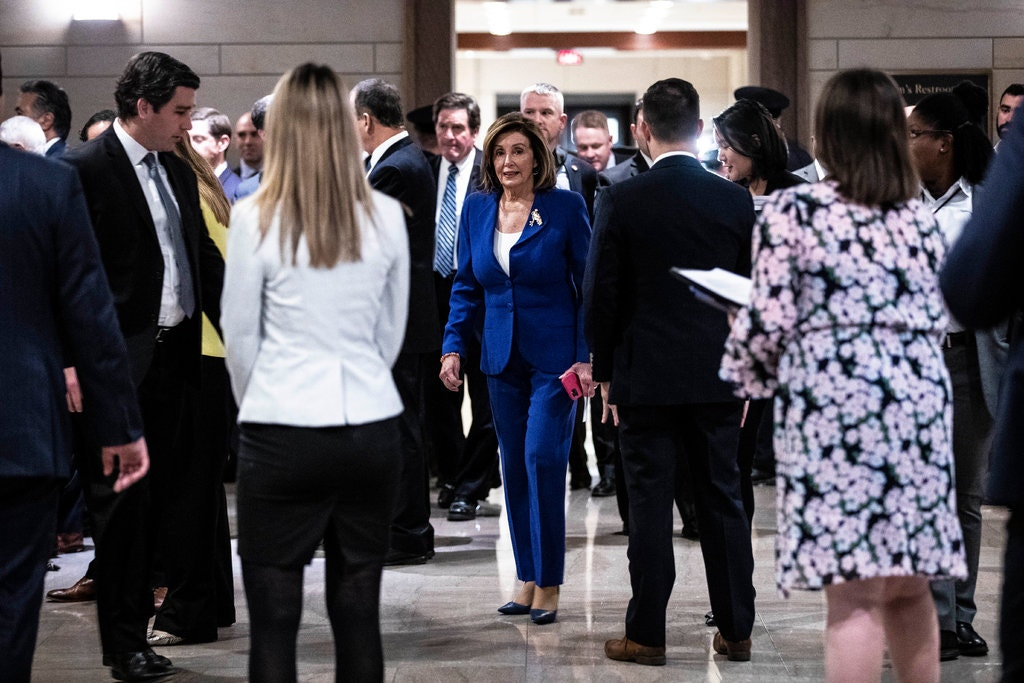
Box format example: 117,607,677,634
487,345,576,587
237,419,400,683
617,402,754,647
932,340,992,629
390,352,435,556
0,477,61,683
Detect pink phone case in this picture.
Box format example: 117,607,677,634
560,371,583,400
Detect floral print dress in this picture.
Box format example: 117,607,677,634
720,181,967,595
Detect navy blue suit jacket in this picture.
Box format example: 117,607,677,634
0,144,142,478
63,127,225,387
44,138,66,158
369,135,440,353
218,165,241,203
584,153,755,405
443,188,591,375
941,117,1024,506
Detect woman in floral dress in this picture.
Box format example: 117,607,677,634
720,69,966,682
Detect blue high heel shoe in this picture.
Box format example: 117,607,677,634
497,601,531,615
530,608,558,625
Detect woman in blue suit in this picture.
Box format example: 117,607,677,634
440,113,593,624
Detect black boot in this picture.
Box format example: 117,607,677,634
592,464,616,497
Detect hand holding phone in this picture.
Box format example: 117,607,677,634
559,370,583,400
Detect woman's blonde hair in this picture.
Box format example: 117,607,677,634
173,137,231,226
815,69,919,206
255,63,373,266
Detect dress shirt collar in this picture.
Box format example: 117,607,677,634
651,150,696,167
921,176,973,207
367,130,409,174
214,161,229,178
113,118,157,166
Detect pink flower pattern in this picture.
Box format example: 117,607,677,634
720,182,967,596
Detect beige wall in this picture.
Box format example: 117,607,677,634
457,49,748,138
806,0,1024,142
0,0,405,153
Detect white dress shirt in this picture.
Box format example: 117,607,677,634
112,118,186,327
222,190,410,427
433,151,477,272
366,130,409,175
923,176,974,333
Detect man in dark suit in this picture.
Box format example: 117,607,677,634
427,92,500,522
585,78,757,666
941,114,1024,681
602,99,652,186
58,51,226,679
0,127,151,682
14,79,71,157
520,81,599,490
189,106,241,201
353,78,438,565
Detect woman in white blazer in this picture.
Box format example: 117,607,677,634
221,63,409,683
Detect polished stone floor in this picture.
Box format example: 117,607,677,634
33,478,1006,682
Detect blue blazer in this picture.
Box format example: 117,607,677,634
443,188,591,376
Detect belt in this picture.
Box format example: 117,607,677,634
155,325,180,342
944,331,971,349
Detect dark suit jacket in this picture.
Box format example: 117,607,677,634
600,151,650,186
940,116,1024,506
557,146,599,220
63,126,225,387
584,153,755,405
0,144,142,478
443,188,591,375
218,165,241,203
45,138,67,158
369,135,440,353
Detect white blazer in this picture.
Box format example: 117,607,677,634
222,190,409,427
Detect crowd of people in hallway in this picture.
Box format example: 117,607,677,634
3,45,1024,683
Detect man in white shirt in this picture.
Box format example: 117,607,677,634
427,92,501,522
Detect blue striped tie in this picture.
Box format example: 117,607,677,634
143,153,195,318
434,164,459,277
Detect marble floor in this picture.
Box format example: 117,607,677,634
33,480,1006,682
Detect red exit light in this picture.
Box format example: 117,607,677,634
557,50,584,66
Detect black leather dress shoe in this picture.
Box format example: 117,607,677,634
437,484,455,510
447,498,476,521
107,651,175,681
383,548,435,566
956,621,989,656
591,476,616,497
939,629,960,661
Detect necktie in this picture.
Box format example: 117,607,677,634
364,155,372,173
434,164,459,277
142,153,195,318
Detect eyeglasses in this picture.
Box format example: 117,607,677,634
908,128,952,139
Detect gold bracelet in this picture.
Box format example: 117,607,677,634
440,352,460,363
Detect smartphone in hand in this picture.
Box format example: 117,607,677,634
560,370,583,400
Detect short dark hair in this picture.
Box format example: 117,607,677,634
640,78,701,143
78,109,116,142
712,99,788,183
352,78,404,129
250,95,273,131
20,79,72,140
191,106,232,140
480,112,556,193
815,69,918,206
1001,83,1024,100
114,52,199,120
432,92,481,133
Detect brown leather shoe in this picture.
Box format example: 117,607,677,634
712,631,752,661
46,576,96,602
56,532,86,554
153,586,168,610
604,635,666,666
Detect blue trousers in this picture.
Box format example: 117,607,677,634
487,346,576,588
